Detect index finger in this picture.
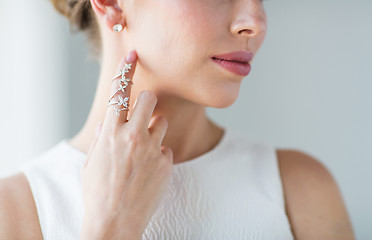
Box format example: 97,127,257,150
104,50,138,131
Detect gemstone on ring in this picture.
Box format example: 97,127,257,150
108,62,133,117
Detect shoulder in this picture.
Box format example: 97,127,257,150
276,149,355,240
0,172,43,240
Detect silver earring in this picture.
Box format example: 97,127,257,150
107,63,133,116
113,24,123,32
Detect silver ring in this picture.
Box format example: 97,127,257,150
108,63,133,117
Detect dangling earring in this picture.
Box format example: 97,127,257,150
113,24,123,32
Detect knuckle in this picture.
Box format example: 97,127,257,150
153,115,168,126
162,148,173,162
154,116,168,128
159,116,168,125
141,90,157,103
124,129,142,145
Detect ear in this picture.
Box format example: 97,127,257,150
90,0,126,30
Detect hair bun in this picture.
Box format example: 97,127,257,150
50,0,94,30
50,0,74,18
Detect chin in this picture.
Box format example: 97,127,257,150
204,93,239,109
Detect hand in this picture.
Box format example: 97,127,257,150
80,50,174,240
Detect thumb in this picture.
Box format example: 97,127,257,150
83,121,102,168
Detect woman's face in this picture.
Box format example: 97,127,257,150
122,0,267,108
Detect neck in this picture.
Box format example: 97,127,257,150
68,47,225,164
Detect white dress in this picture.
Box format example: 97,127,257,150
19,127,294,239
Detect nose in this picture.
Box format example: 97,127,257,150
230,2,267,39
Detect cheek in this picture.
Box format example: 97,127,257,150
137,1,216,75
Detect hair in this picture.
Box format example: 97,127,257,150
50,0,102,62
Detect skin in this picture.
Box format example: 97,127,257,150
0,151,355,239
0,0,355,239
68,0,267,164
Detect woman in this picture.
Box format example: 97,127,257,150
0,0,355,239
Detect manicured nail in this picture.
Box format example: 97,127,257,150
126,50,136,63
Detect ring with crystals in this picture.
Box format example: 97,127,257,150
107,62,133,117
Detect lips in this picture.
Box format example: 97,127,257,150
211,51,253,64
211,50,253,76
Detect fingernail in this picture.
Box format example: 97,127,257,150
126,50,136,63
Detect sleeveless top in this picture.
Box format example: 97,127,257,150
19,127,294,239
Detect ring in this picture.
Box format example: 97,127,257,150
107,63,133,117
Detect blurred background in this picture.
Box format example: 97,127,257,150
0,0,371,238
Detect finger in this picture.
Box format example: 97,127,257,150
148,116,168,147
104,50,138,132
161,146,173,163
128,90,158,131
83,121,102,169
